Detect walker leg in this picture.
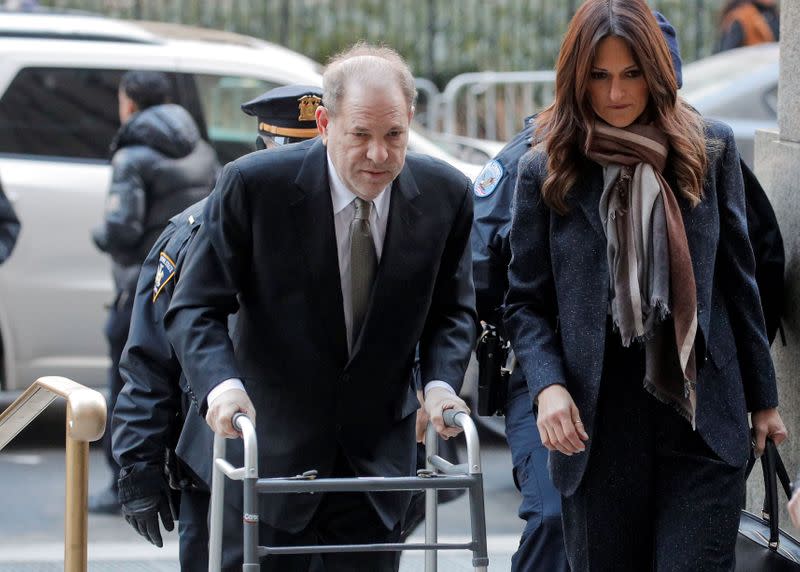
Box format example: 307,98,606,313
242,476,259,571
209,435,227,572
468,474,489,571
424,423,439,572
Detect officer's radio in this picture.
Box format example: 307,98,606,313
475,322,511,417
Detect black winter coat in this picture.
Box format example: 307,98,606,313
92,103,219,291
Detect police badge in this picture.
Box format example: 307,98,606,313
298,94,322,121
152,252,177,302
473,160,504,198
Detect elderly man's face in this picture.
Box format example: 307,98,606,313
317,82,412,201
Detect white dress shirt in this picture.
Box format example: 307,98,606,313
208,153,453,406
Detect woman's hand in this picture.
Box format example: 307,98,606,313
535,384,589,455
751,407,788,457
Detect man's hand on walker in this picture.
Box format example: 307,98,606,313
205,388,256,438
424,386,470,440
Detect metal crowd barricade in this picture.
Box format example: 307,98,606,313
208,410,488,572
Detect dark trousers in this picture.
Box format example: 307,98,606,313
103,289,134,486
221,450,400,572
504,391,569,572
179,488,210,572
561,336,745,572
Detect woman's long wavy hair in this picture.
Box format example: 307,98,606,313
536,0,707,214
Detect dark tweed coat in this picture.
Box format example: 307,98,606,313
504,119,778,497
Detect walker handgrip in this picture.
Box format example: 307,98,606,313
443,409,465,428
232,412,251,432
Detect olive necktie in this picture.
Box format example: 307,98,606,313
350,197,377,344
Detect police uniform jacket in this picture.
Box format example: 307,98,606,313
92,104,219,292
165,138,477,532
112,199,208,502
504,119,778,497
471,120,534,403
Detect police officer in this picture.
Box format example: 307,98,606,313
111,84,322,571
90,70,219,514
472,14,684,571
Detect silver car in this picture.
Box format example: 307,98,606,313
680,42,779,168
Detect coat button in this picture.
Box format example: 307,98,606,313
341,374,350,383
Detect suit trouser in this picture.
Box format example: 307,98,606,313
221,450,401,572
504,390,569,572
102,289,134,487
561,336,745,572
179,488,210,572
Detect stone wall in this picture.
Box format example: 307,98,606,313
748,0,799,531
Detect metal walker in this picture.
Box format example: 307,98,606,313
208,410,489,571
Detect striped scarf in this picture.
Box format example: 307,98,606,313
588,121,698,426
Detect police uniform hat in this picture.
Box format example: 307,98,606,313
241,84,322,140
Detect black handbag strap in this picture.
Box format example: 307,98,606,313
744,438,793,549
761,440,780,548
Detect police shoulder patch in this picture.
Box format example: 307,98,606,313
152,251,177,303
473,160,504,198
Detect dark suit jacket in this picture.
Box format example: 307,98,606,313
165,138,476,532
504,119,778,497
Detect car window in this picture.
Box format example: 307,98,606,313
0,67,186,161
191,74,280,163
0,67,123,160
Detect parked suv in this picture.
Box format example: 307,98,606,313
0,11,479,395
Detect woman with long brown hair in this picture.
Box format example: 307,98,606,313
503,0,787,569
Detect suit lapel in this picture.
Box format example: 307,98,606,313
572,160,606,239
349,165,421,358
292,140,348,365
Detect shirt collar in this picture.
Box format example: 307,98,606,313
327,153,391,219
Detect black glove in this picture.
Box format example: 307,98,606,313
121,491,176,548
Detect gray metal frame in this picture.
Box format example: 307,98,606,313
208,410,488,572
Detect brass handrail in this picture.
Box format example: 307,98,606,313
0,376,106,572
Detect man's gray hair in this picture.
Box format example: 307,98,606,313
322,42,418,116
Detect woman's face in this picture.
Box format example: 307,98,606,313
587,35,650,128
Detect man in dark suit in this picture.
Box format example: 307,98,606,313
165,43,476,572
